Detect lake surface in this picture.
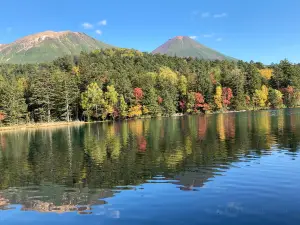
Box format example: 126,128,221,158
1,109,300,225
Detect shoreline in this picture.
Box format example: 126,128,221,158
0,108,291,132
0,121,87,132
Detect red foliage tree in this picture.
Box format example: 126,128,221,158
134,88,143,102
203,103,210,111
179,100,186,111
285,86,294,94
194,92,205,110
157,96,163,104
222,87,233,108
0,112,5,122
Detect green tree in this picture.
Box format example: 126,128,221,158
55,72,80,122
142,87,161,115
119,94,128,118
81,82,104,121
103,85,119,119
268,88,283,109
178,75,188,97
30,71,56,122
0,76,27,124
244,63,262,95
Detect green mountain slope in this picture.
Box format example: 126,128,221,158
0,31,114,64
152,36,235,60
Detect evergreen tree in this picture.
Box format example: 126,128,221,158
0,76,27,124
30,70,56,122
55,72,80,122
142,87,161,115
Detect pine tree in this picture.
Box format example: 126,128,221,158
55,72,80,122
142,87,161,115
0,76,27,124
30,70,57,122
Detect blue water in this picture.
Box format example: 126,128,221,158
1,109,300,224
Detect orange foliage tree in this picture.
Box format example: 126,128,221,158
134,88,143,102
0,112,6,124
259,69,273,80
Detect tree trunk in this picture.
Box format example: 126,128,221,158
66,93,69,122
47,95,50,123
96,105,98,119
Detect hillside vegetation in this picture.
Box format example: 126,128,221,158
0,48,300,125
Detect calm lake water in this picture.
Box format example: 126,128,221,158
1,109,300,225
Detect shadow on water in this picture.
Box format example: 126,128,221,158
0,109,300,216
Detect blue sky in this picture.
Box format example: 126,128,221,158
1,0,300,64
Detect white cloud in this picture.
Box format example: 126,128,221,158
216,38,223,42
98,20,107,26
201,12,210,18
213,13,227,18
203,33,214,38
189,36,197,40
82,22,93,29
95,30,102,35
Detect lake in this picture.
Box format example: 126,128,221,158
0,109,300,225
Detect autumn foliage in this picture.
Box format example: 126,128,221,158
214,86,223,110
0,112,5,122
1,48,300,125
222,87,233,108
179,100,185,111
134,88,143,102
128,105,142,118
157,96,163,104
194,93,205,108
259,69,273,80
253,85,269,107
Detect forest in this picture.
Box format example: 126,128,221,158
0,48,300,125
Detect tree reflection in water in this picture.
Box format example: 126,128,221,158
0,109,300,214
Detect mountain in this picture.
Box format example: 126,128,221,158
0,31,114,64
152,36,235,60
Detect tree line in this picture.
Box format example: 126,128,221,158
1,48,300,125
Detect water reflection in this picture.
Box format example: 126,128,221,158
0,109,300,217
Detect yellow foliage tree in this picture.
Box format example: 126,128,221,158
253,85,269,108
214,86,223,110
128,105,142,118
259,69,273,80
178,75,188,96
72,66,80,75
159,66,178,84
142,106,149,115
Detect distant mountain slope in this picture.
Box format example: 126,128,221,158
0,31,114,64
152,36,235,60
